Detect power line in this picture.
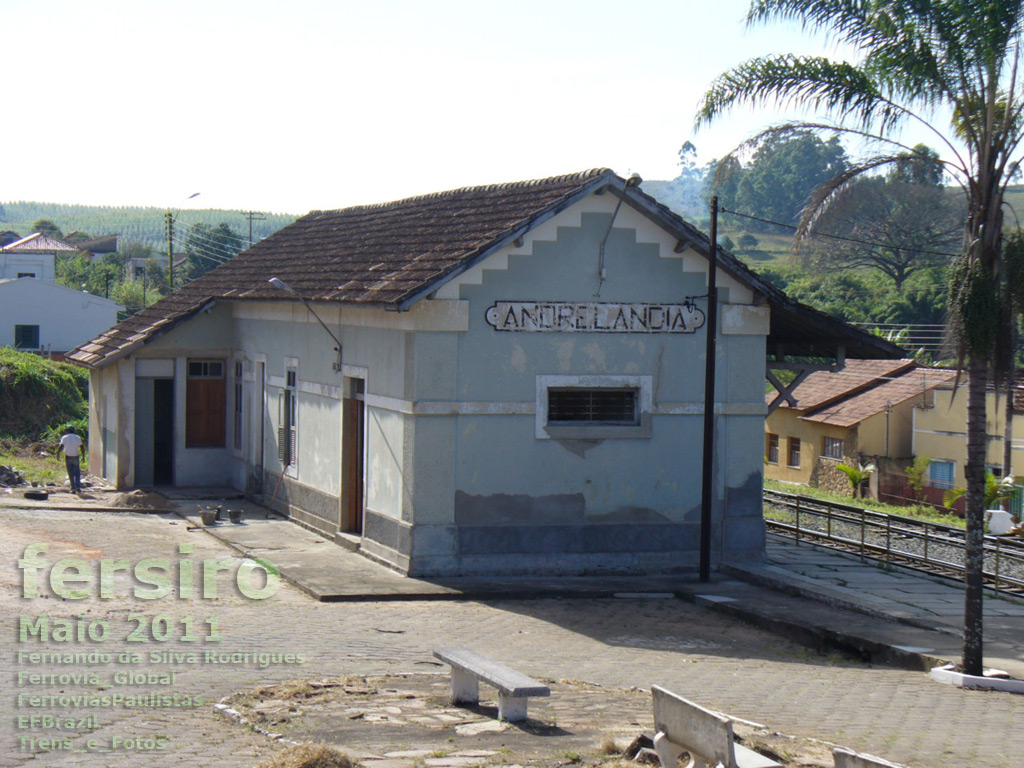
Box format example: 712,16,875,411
718,207,962,258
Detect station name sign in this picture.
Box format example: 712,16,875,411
485,301,705,333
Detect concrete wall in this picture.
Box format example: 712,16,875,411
914,386,1024,487
0,253,55,282
0,279,121,353
765,407,860,494
88,189,774,577
394,193,769,575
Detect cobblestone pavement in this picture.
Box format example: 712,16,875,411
2,508,1024,768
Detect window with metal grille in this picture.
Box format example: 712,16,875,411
547,388,639,425
766,433,779,464
14,325,39,349
279,367,298,469
822,436,844,460
787,437,801,468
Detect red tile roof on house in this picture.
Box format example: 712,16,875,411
68,169,905,369
800,366,958,427
768,359,919,413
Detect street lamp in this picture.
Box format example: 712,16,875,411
268,277,343,373
166,192,201,289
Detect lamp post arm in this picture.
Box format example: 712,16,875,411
296,295,343,350
268,277,343,373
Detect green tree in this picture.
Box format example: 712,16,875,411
31,219,63,238
836,460,876,499
737,233,760,251
905,455,931,504
804,175,963,292
184,222,243,281
890,143,944,186
734,130,849,232
696,0,1024,675
665,141,711,218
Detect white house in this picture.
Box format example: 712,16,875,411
0,233,123,356
69,169,899,577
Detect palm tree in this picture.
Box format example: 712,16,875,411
696,0,1024,676
836,460,876,499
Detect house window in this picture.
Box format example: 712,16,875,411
14,325,39,349
536,374,652,439
787,437,801,468
232,361,244,451
766,433,779,464
279,368,298,468
186,359,226,447
929,459,955,490
17,272,35,279
822,436,844,460
548,388,638,425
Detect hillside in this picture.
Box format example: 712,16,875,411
0,201,297,250
0,349,87,440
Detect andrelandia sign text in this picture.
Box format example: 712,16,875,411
485,301,705,333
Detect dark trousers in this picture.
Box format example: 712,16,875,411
65,456,81,492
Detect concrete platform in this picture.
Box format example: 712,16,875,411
6,486,1021,680
161,492,1024,680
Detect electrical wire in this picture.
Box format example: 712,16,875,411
718,207,962,258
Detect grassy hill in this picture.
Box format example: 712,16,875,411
0,349,87,441
0,201,297,250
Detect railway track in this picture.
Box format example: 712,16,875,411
763,488,1024,597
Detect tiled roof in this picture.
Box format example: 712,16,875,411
72,234,118,253
1,232,77,252
68,168,905,369
800,367,958,427
69,169,618,367
769,359,919,412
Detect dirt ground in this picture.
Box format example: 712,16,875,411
223,673,837,768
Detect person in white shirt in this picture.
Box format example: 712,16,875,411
57,425,84,493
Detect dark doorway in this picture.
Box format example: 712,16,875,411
153,379,174,485
341,378,365,534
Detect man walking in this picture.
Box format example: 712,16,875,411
57,425,83,494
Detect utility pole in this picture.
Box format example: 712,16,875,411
244,211,266,248
166,193,200,290
699,196,719,583
165,212,174,289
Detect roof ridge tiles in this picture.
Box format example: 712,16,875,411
306,168,614,216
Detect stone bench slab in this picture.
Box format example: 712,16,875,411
433,647,549,722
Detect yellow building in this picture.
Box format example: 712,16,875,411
766,359,955,496
912,373,1024,491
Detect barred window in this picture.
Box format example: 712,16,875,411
14,325,39,349
822,436,844,460
787,437,801,468
547,388,639,425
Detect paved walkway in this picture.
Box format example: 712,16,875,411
180,495,1024,679
3,488,1024,768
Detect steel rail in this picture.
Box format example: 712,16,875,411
763,489,1024,595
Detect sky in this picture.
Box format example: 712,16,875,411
3,0,941,215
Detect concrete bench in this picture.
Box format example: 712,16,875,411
433,647,550,722
651,685,781,768
832,747,906,768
